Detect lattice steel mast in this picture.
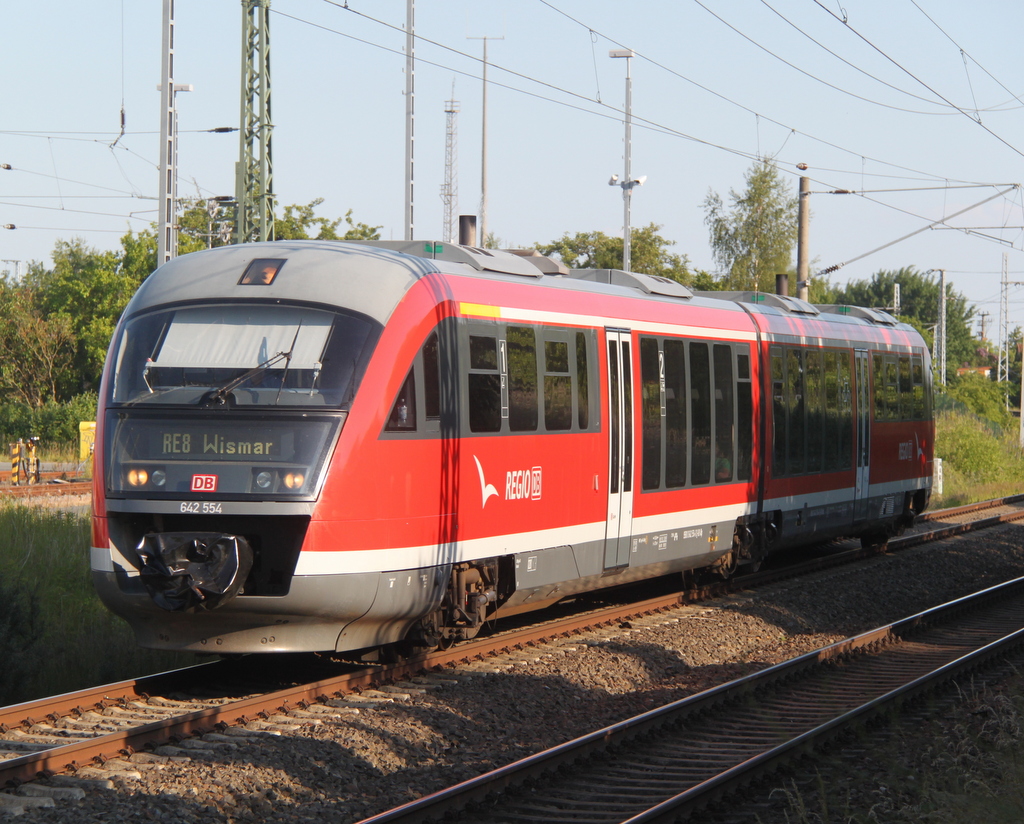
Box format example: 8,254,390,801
441,95,459,244
235,0,275,244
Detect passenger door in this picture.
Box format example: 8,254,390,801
604,329,634,569
854,349,870,521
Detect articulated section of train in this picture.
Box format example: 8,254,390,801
90,240,933,655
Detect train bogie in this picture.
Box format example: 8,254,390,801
90,241,934,655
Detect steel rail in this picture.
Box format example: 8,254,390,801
1,496,1022,789
357,574,1024,824
0,481,91,499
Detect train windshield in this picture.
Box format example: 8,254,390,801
110,303,380,408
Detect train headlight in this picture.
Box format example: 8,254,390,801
151,469,167,487
255,471,274,490
127,468,149,487
283,472,305,490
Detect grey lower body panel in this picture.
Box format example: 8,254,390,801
92,564,448,654
504,517,734,611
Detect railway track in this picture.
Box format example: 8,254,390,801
0,480,90,499
1,495,1023,798
366,572,1024,824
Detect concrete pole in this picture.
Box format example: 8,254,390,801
796,174,810,301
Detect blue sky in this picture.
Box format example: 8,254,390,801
4,1,1024,338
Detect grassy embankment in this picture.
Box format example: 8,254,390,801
933,410,1024,506
0,504,196,705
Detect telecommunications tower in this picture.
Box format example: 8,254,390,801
441,95,460,244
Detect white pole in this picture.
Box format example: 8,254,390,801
609,49,642,272
157,0,175,264
404,0,414,241
481,37,488,247
622,53,632,273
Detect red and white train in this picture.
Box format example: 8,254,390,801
90,240,934,655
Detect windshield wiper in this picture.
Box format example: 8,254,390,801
203,323,303,406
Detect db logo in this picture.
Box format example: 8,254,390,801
191,474,218,492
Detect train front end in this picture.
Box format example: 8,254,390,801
90,242,420,653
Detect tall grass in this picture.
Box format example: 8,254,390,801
934,411,1024,506
0,504,195,705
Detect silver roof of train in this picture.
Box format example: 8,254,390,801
124,241,443,324
124,240,703,325
125,241,904,335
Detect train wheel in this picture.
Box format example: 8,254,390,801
860,529,889,552
380,639,437,663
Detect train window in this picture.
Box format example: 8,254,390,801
838,351,853,470
576,332,590,430
507,326,538,431
805,351,823,473
544,339,572,431
787,349,805,474
912,356,925,420
665,339,688,488
423,332,440,420
899,356,912,420
690,342,712,485
736,357,752,482
110,303,379,408
385,369,417,431
823,351,839,472
771,350,786,476
737,351,750,381
873,354,886,420
713,345,734,483
885,358,899,420
470,335,498,370
468,335,501,432
641,337,662,490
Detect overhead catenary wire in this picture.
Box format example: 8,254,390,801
6,2,1024,270
908,0,1024,114
824,186,1018,271
813,0,1024,160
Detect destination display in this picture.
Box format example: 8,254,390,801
106,413,342,497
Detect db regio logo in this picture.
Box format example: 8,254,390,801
505,467,542,501
191,474,218,492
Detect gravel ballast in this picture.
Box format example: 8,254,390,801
7,521,1024,823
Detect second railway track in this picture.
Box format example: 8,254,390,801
370,572,1024,824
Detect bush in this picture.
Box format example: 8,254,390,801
0,392,97,447
0,582,41,704
937,412,1007,483
0,504,194,700
942,373,1013,431
934,410,1024,505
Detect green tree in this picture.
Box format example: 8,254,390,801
0,280,76,407
703,157,798,292
274,198,381,241
24,240,136,393
538,223,691,283
944,372,1012,430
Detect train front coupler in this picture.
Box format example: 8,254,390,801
135,532,253,612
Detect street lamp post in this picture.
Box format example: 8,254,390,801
608,49,644,273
